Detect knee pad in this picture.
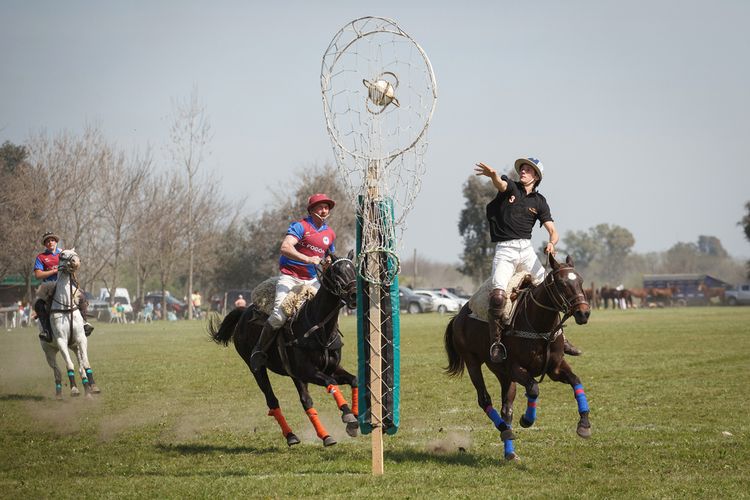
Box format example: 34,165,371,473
489,289,507,316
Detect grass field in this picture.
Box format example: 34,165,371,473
1,307,749,499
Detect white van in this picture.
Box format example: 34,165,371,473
99,287,133,314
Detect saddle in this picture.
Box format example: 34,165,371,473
251,277,317,318
467,272,533,323
36,281,83,311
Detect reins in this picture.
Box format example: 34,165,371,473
280,257,357,375
505,259,586,383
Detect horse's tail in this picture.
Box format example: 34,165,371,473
208,308,243,346
444,315,465,377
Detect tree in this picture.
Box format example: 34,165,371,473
0,141,45,300
169,89,212,320
97,147,150,305
457,175,496,284
559,223,635,285
697,235,728,258
560,229,603,272
212,164,354,292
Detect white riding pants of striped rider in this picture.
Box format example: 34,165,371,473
268,274,320,329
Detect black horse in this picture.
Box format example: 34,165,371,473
444,254,592,460
209,253,359,447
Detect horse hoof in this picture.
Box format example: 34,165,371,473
520,416,534,428
323,435,337,447
286,433,301,446
577,425,592,439
342,413,357,424
346,421,359,437
55,393,63,401
71,388,80,397
500,429,515,441
505,452,520,462
90,384,101,394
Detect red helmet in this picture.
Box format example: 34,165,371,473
307,193,335,212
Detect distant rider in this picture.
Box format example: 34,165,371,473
249,194,337,372
34,231,94,342
474,158,581,362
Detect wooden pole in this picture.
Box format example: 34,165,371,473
366,161,384,476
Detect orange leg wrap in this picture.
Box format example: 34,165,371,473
305,408,329,440
327,384,348,410
351,387,359,417
268,407,293,437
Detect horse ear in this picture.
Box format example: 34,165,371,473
548,251,558,269
347,249,355,260
566,254,574,267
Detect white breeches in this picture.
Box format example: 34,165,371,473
267,274,320,328
491,239,546,292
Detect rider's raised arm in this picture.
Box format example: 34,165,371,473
474,162,508,192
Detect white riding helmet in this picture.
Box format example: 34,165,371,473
514,157,544,182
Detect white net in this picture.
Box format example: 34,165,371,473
321,16,437,284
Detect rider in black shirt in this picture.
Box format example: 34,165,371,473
475,157,582,361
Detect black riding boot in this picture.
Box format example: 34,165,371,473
563,333,583,356
35,299,52,343
250,322,278,373
78,295,94,336
488,289,507,363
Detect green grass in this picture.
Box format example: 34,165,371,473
1,307,749,498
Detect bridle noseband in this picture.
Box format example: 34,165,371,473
539,266,589,319
317,258,356,302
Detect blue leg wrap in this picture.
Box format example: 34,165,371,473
524,395,538,423
55,383,62,390
573,384,589,413
504,433,515,457
67,370,75,378
485,406,508,432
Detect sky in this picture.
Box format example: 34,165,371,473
2,1,749,263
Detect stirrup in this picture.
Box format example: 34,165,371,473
38,331,53,343
84,323,94,337
249,349,268,373
489,341,507,363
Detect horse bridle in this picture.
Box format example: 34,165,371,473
531,266,589,322
317,258,356,301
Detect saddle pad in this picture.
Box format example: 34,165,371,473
467,272,530,323
251,277,317,318
35,281,82,303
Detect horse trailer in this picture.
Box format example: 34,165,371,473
642,274,731,306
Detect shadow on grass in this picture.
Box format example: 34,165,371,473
0,393,45,402
155,442,278,456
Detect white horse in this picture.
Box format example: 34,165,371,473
39,248,100,399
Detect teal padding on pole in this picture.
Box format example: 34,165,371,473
356,196,401,435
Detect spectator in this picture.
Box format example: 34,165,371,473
234,294,247,308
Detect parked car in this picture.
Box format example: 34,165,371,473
84,292,109,319
414,289,460,314
432,289,469,308
99,287,133,315
725,283,750,306
399,286,434,314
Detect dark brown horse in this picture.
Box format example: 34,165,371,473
209,254,359,447
444,254,592,461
